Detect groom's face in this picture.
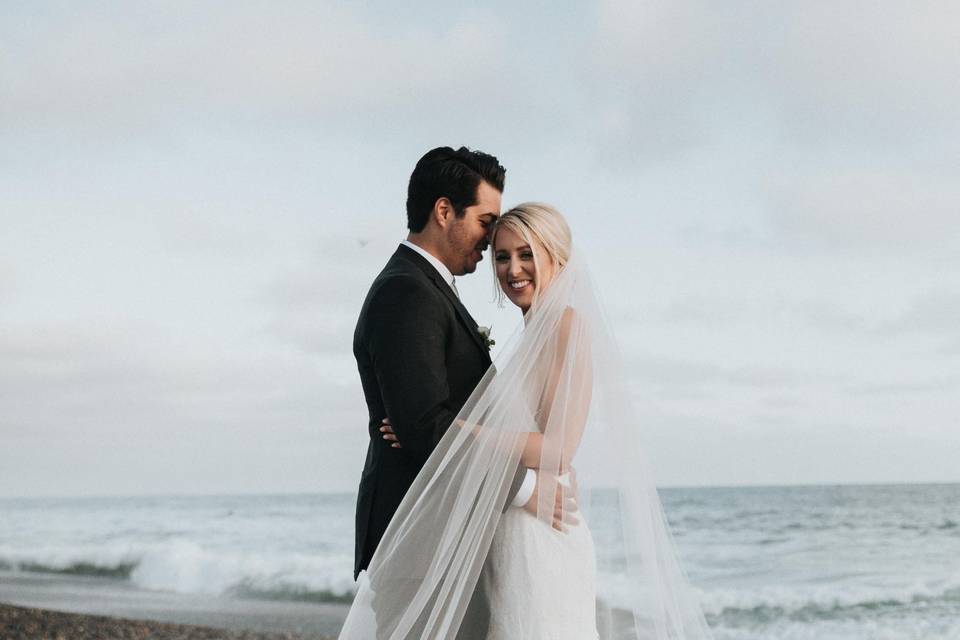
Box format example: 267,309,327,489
445,180,501,276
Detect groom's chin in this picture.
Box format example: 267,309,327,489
461,258,481,275
466,251,484,272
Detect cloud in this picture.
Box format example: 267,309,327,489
586,1,960,169
639,290,878,337
847,376,960,397
0,313,372,496
794,300,873,334
0,262,13,300
769,1,960,146
0,3,510,130
256,232,400,356
0,319,353,440
765,167,960,252
781,289,960,343
880,290,960,337
587,0,726,165
624,349,839,390
3,1,959,492
941,338,960,357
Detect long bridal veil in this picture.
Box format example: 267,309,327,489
338,250,713,639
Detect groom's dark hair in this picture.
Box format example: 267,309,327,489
406,146,506,233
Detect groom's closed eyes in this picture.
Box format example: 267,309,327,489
480,214,498,237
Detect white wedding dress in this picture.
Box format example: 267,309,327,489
479,473,598,639
337,252,712,640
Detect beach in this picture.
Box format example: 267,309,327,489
0,571,345,640
0,603,313,640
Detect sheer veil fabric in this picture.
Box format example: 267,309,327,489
338,250,713,639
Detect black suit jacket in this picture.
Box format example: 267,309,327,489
353,244,517,579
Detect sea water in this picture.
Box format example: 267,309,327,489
1,484,958,639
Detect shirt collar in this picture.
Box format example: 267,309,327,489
400,240,456,288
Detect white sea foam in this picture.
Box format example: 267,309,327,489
595,571,960,619
710,617,960,640
0,540,357,600
698,575,960,617
128,539,356,598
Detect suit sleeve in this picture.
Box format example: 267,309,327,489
365,276,459,466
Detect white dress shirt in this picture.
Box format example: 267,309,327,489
400,240,457,295
399,240,536,508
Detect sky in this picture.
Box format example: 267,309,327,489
1,1,958,497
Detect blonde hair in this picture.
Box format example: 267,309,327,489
490,202,573,306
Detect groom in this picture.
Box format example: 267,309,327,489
352,147,542,584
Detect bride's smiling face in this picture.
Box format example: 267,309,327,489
494,226,555,313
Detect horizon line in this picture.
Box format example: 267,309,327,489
2,479,958,501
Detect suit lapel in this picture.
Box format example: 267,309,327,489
430,275,489,355
392,245,490,358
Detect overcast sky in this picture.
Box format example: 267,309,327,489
2,1,958,497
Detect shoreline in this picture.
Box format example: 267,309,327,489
0,572,345,640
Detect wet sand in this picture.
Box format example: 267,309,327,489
0,571,345,639
0,602,319,639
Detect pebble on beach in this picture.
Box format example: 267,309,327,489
0,603,326,640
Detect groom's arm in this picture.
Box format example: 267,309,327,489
367,276,543,511
365,276,460,466
378,416,533,513
381,421,568,523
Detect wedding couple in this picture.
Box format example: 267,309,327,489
340,147,712,639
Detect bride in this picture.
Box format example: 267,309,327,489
338,204,713,640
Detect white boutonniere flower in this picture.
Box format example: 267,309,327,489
477,325,495,351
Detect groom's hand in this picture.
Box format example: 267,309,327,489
523,471,579,533
380,418,401,448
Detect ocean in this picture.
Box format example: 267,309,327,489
1,484,958,639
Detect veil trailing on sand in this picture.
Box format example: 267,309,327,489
338,250,713,640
